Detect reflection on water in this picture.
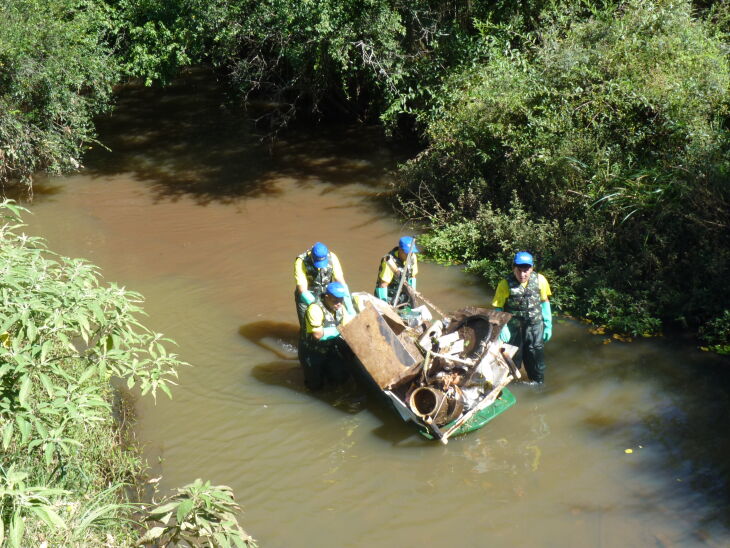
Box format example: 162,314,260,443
18,68,730,548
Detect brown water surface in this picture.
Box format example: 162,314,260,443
20,71,730,548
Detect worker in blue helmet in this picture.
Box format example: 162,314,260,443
492,251,553,384
294,242,355,333
375,236,419,307
298,281,355,390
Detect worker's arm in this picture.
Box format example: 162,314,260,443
328,254,355,314
377,257,394,286
375,258,392,300
311,326,339,341
538,273,553,301
404,256,417,289
295,257,315,304
492,279,511,342
539,274,553,342
330,253,345,284
410,255,418,279
306,304,339,341
541,300,552,342
491,279,509,309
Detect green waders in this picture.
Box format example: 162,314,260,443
297,302,352,390
503,271,546,383
507,318,545,383
298,337,351,390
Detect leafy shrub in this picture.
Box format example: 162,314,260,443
403,0,730,220
0,200,185,545
699,310,730,355
464,257,506,288
584,287,662,337
0,0,118,189
139,479,257,547
398,0,730,339
101,0,232,85
0,467,68,547
419,220,484,265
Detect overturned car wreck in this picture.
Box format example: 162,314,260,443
341,291,519,444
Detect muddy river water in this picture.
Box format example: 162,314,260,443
20,71,730,547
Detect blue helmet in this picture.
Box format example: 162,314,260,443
513,251,534,266
398,236,419,254
311,242,329,268
326,281,347,299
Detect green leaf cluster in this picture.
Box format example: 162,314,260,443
698,310,730,354
0,467,67,547
110,0,554,130
0,200,187,545
139,479,257,548
0,0,118,187
397,0,730,339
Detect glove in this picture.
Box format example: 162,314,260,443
375,287,388,301
320,326,340,341
338,283,356,315
408,277,417,291
541,301,553,342
300,290,315,305
499,324,511,343
344,294,355,315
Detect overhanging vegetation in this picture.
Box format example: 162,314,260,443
0,201,256,546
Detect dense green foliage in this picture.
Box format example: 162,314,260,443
398,0,730,340
0,1,726,330
0,200,173,544
140,479,257,547
101,0,225,85
100,0,563,129
0,201,256,546
0,0,118,188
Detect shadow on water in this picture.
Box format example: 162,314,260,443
74,67,415,207
240,321,367,415
250,360,371,416
240,320,429,444
566,334,730,535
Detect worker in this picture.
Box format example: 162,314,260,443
299,281,354,390
294,242,354,331
492,251,553,384
375,236,419,307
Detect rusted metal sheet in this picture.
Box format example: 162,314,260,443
340,302,421,389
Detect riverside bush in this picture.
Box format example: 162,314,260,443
139,479,258,547
0,201,256,546
399,0,730,338
699,310,730,355
0,199,180,544
0,0,118,189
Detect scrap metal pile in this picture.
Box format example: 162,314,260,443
342,291,520,443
